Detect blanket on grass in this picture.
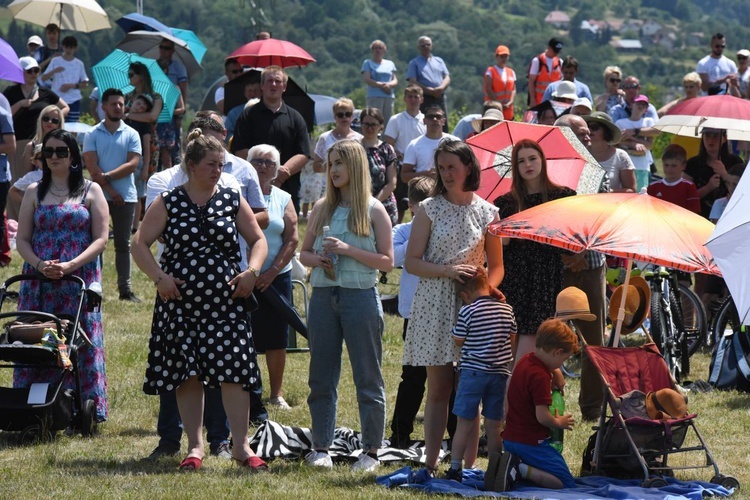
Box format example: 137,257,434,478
376,467,733,499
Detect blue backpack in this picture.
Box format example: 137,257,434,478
709,325,750,392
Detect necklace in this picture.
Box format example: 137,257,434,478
49,183,69,196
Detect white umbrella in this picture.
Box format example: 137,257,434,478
706,168,750,325
655,95,750,141
8,0,110,33
116,30,202,79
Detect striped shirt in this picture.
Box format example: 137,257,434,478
452,296,516,374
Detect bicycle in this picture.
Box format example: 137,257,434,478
711,295,741,347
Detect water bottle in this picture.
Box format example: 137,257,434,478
549,389,565,453
321,226,338,281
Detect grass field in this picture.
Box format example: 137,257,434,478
1,221,749,499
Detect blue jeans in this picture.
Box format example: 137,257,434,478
157,386,230,452
307,286,385,450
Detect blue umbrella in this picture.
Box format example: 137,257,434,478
116,12,172,34
0,36,24,83
171,28,207,64
92,49,180,123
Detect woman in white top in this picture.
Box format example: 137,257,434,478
583,112,636,192
312,98,363,173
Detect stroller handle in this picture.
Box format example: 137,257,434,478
2,274,86,290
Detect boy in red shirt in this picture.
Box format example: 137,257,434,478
486,319,578,492
647,145,701,214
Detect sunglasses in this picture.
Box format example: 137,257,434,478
715,44,726,49
42,115,61,125
588,123,602,131
425,114,445,120
159,45,174,51
361,121,381,128
609,78,622,83
250,158,276,168
739,55,749,60
622,84,640,90
42,147,70,159
25,67,40,74
335,111,353,119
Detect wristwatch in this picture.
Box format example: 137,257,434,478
248,266,260,278
103,173,111,183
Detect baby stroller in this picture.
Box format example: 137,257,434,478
580,340,738,489
0,274,102,442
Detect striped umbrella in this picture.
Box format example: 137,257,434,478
92,49,180,123
171,28,207,64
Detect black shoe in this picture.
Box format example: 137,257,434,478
445,467,462,483
494,452,521,492
120,291,141,302
146,443,179,461
388,435,411,449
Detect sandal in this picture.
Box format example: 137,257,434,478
179,456,203,471
234,455,269,472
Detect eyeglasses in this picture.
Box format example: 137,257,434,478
250,158,276,168
622,84,640,90
609,78,622,83
361,121,381,128
42,147,70,158
159,45,174,51
425,114,445,120
335,111,353,119
25,67,40,74
42,115,61,125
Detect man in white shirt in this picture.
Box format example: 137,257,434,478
40,36,88,122
401,105,459,182
697,33,738,95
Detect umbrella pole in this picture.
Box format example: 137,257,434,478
611,259,633,347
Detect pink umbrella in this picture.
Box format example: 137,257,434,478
228,39,316,68
655,95,750,141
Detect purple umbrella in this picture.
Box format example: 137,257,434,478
0,37,24,84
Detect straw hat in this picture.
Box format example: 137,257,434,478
645,388,687,420
583,111,622,145
552,81,578,101
471,108,504,133
608,276,651,335
554,287,596,321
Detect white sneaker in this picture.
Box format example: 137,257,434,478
305,450,333,469
268,396,291,409
351,453,380,472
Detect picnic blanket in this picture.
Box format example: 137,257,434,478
249,420,447,464
376,466,734,499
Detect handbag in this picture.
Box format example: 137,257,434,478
708,325,750,392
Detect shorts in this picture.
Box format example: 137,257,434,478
453,369,508,421
503,438,576,488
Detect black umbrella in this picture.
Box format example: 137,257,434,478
256,285,308,338
224,70,315,133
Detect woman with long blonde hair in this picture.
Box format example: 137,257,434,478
299,139,393,472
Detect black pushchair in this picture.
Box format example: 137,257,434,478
0,274,102,442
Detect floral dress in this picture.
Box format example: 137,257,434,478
13,182,108,421
143,186,260,394
364,141,398,225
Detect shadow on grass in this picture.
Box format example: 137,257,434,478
48,456,202,475
717,393,750,409
113,426,154,438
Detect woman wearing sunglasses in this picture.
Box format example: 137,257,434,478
593,65,625,114
3,57,69,216
359,107,398,225
14,128,110,423
312,98,362,174
20,105,64,176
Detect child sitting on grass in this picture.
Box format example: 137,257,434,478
487,319,578,492
446,266,515,482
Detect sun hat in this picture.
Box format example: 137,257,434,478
471,108,504,133
27,35,43,47
554,287,596,322
608,276,651,335
552,81,578,101
495,45,510,56
645,388,688,420
19,56,39,71
633,94,649,105
583,111,622,145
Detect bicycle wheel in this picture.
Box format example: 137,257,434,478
675,284,707,356
668,289,690,376
649,289,665,353
711,296,740,347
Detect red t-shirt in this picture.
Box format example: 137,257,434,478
503,352,553,445
647,178,701,214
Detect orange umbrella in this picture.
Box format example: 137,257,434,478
490,192,719,344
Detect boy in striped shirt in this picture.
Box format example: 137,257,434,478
446,266,516,482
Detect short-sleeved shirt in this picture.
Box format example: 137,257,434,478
83,120,142,202
615,116,656,171
361,59,397,98
647,178,701,214
42,56,88,103
3,85,61,140
384,110,425,156
231,100,310,164
452,296,515,374
165,58,188,85
222,150,265,210
685,153,744,218
696,55,737,92
609,101,659,123
406,55,449,89
542,78,594,103
313,129,363,161
503,352,553,445
403,133,459,173
599,148,635,191
0,107,14,182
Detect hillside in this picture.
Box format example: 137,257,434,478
1,0,750,114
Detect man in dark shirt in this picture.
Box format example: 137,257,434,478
231,66,310,211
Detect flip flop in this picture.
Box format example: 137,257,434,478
179,456,203,471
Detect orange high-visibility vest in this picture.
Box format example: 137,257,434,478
484,66,516,120
531,53,561,104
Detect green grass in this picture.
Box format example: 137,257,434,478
1,222,749,499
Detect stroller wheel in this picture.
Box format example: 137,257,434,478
80,399,98,437
711,475,740,490
642,477,668,488
20,425,53,444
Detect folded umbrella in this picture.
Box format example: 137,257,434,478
257,285,308,338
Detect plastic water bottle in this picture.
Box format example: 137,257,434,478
321,226,338,281
549,389,565,453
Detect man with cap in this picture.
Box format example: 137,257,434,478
27,35,44,65
527,38,563,107
570,97,592,116
483,45,516,121
406,36,451,132
541,56,593,104
697,33,737,95
733,49,750,98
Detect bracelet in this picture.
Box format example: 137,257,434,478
272,265,281,272
36,258,44,271
154,274,164,286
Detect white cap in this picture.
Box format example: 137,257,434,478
27,35,43,46
19,56,39,71
572,97,592,111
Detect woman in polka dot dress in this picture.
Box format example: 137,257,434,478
132,129,269,472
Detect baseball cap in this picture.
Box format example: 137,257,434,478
19,56,39,71
27,35,43,47
738,49,750,58
495,45,510,56
572,97,592,112
634,95,649,104
549,38,564,51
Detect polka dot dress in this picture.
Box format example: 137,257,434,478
143,185,260,395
